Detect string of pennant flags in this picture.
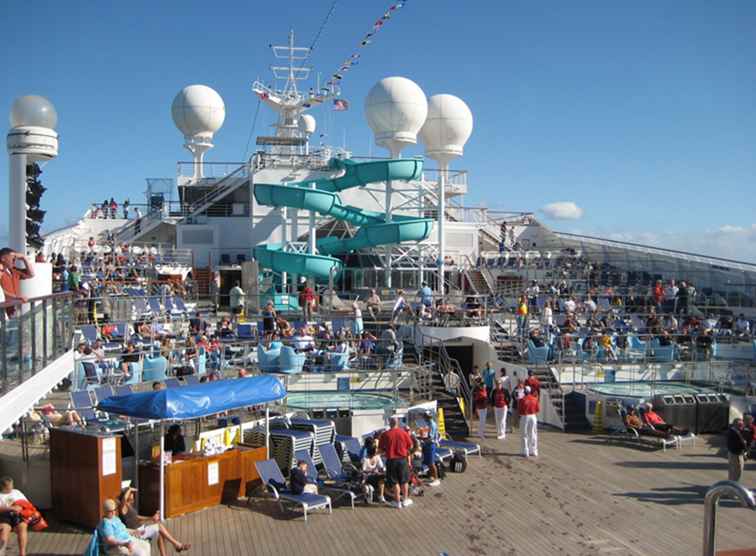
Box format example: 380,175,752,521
322,0,410,110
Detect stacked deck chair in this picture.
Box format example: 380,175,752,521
269,430,315,474
246,425,315,475
289,418,335,466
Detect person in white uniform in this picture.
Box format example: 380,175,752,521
519,386,539,458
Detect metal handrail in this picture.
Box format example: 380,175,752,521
703,481,756,556
0,291,73,312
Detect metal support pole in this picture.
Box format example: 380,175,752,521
159,422,165,519
438,162,447,297
42,298,48,368
134,425,140,508
30,301,37,375
9,153,27,254
265,405,270,456
308,182,317,255
328,266,335,314
280,207,288,292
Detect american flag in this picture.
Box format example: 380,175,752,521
333,99,349,111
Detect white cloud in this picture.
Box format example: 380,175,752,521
541,201,584,220
718,225,746,234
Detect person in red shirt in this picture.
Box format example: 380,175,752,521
378,417,414,509
491,378,510,440
642,403,688,436
0,248,34,316
472,378,488,440
653,281,664,311
518,386,539,458
524,370,541,399
301,284,316,322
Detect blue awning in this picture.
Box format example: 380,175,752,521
96,376,286,420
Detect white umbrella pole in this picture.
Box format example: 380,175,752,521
265,405,270,456
159,422,165,519
135,426,140,508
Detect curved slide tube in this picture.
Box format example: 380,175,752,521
253,158,432,280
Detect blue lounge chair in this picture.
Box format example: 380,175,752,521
92,385,114,405
294,449,358,509
255,459,332,522
148,297,162,315
114,385,132,397
71,391,123,430
133,298,150,319
438,438,481,457
80,325,98,344
335,434,363,465
310,444,359,509
77,361,101,390
174,297,188,314
164,378,181,388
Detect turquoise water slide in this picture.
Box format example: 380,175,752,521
253,158,432,280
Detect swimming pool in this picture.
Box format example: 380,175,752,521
284,391,398,411
588,381,716,399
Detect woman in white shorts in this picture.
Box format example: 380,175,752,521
117,487,190,555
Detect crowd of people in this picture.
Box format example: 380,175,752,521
469,364,542,457
88,198,143,221
516,275,754,364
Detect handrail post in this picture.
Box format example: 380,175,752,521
702,481,756,556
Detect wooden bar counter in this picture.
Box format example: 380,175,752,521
138,446,266,518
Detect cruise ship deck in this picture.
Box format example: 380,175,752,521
10,429,755,556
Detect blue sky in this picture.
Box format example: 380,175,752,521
2,1,755,260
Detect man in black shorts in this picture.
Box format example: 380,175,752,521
378,417,414,509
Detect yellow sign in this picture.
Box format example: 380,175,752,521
437,407,447,440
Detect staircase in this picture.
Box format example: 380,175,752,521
176,164,249,225
417,340,472,439
531,367,564,426
465,268,493,296
193,267,212,297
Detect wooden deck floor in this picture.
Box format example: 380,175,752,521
11,427,756,556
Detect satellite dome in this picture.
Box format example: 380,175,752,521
364,77,427,154
10,95,58,129
420,94,473,161
171,85,225,139
298,114,316,135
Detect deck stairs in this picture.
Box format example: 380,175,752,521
417,342,471,439
176,164,250,225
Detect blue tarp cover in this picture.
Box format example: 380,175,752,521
96,376,286,420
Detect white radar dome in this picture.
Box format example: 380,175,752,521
420,94,473,160
364,77,427,154
171,85,225,139
10,95,58,129
298,114,316,135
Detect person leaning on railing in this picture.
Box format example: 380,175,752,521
0,248,34,316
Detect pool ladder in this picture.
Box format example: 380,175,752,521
702,480,756,556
